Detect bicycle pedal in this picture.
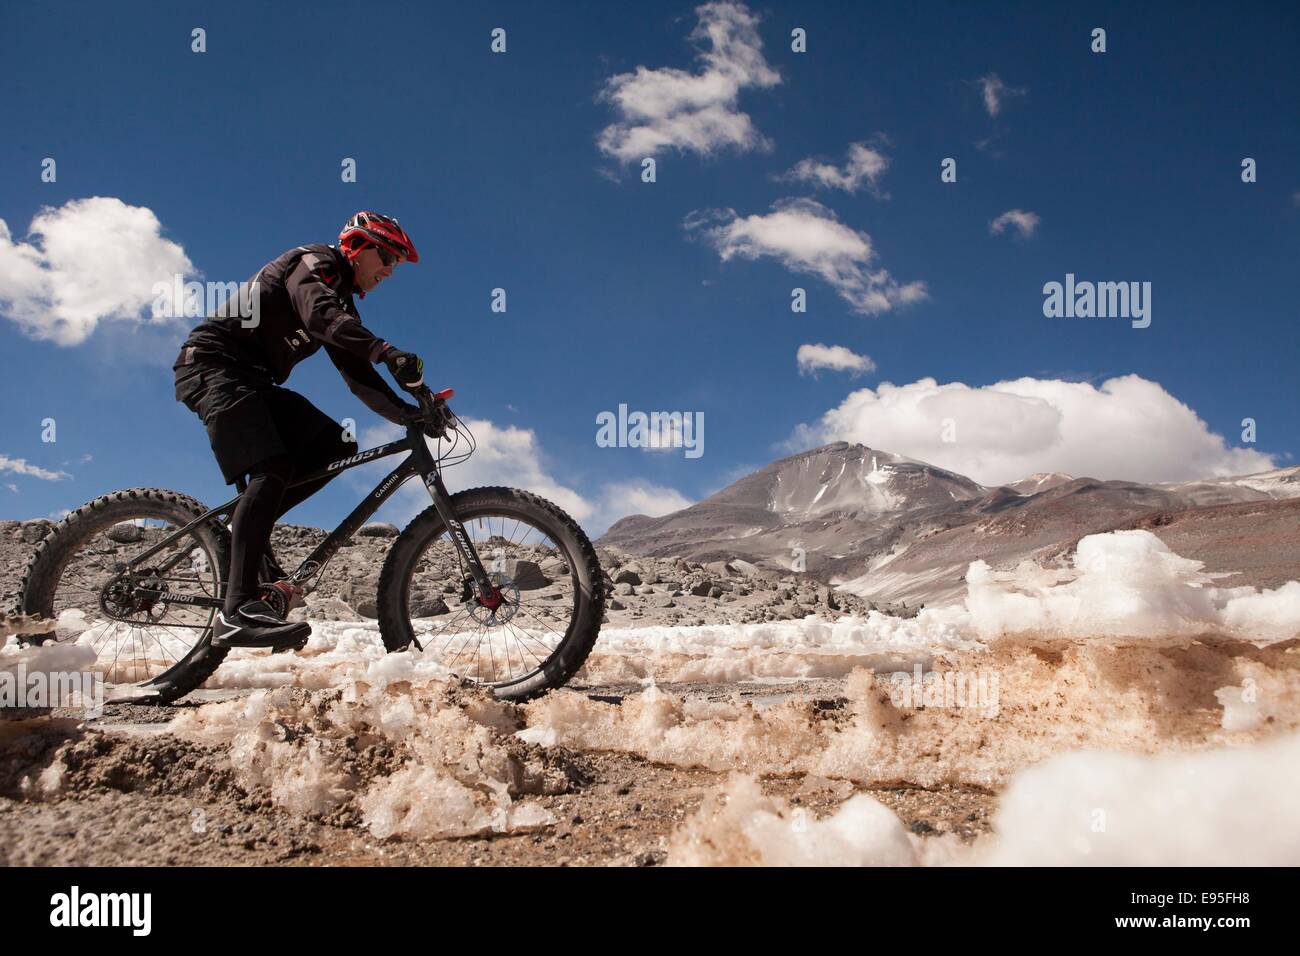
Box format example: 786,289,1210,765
269,635,309,654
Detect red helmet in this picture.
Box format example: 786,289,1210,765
338,211,419,264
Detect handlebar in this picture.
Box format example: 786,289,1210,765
408,383,455,418
404,384,473,460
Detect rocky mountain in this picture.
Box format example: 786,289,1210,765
599,443,1300,608
1004,472,1075,495
600,442,987,568
1155,464,1300,506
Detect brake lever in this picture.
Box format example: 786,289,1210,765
410,386,456,439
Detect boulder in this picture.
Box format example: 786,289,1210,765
358,522,400,538
410,592,450,617
509,560,551,590
651,594,676,608
689,580,713,597
291,595,362,623
612,568,642,586
340,578,380,618
20,519,52,543
106,522,145,543
614,582,634,596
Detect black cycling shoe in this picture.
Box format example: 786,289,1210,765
211,599,311,651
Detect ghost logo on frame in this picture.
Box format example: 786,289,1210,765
49,886,152,936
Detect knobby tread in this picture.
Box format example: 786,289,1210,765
15,487,231,704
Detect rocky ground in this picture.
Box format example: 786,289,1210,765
0,680,995,867
4,516,1296,867
0,517,961,867
1,518,916,629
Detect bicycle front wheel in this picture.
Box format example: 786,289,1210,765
376,486,606,700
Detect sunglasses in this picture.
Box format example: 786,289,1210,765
375,245,401,267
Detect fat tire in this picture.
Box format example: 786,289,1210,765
377,486,605,701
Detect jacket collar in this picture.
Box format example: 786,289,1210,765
331,244,361,298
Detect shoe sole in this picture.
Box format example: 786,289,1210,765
212,624,312,651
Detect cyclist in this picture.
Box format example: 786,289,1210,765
173,212,444,650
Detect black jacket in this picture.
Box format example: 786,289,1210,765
174,244,412,423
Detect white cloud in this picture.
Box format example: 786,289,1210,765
974,73,1024,118
797,343,876,377
0,455,71,481
4,483,17,494
639,414,695,454
594,481,693,532
686,198,926,315
782,141,890,196
989,209,1040,239
597,1,780,163
0,197,195,345
792,374,1276,485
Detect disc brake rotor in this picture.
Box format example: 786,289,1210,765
467,572,521,626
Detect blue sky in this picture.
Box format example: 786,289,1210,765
2,0,1297,533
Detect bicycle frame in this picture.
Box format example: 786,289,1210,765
127,418,497,610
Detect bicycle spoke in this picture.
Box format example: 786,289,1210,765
503,620,548,669
513,604,569,645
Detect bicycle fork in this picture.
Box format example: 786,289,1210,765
419,466,503,610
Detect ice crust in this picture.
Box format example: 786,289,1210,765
168,656,561,839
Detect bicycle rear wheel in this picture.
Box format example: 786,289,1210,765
377,486,606,700
15,488,230,704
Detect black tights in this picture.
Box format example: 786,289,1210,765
224,430,356,612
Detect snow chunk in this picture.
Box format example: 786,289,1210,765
169,673,567,841
979,732,1300,865
667,774,916,866
965,530,1300,644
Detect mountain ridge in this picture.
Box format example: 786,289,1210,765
598,443,1300,606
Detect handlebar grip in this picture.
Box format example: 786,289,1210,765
414,386,455,414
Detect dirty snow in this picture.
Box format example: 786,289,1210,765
166,656,565,840
6,530,1297,864
965,530,1300,644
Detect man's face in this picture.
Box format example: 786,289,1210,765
351,245,401,293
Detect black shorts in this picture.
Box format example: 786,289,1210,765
175,363,344,485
